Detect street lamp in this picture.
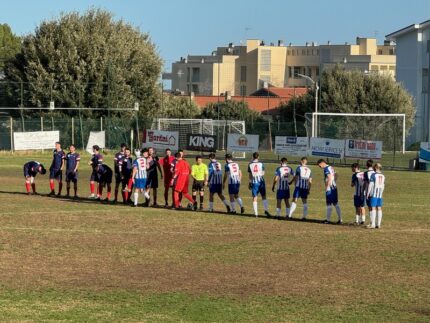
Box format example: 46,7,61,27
296,73,319,137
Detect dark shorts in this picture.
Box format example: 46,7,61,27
99,169,113,186
66,171,78,183
326,189,338,205
228,183,240,195
354,195,365,208
251,181,266,197
121,175,132,187
90,170,99,182
192,180,205,192
49,168,62,180
146,174,159,189
293,187,309,199
209,183,222,194
277,189,290,200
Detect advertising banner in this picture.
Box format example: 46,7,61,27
274,136,308,156
227,134,259,153
344,139,383,160
143,129,179,151
14,131,59,151
86,131,106,154
309,137,345,159
419,142,430,163
186,134,217,152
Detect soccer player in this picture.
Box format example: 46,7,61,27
208,153,230,213
223,154,244,214
118,147,133,204
88,145,103,199
351,163,366,225
248,152,270,217
289,157,312,220
113,143,126,203
170,149,184,207
96,162,113,202
171,152,196,210
132,148,150,207
317,159,342,224
363,159,375,226
367,163,385,229
65,144,80,198
48,142,65,196
23,161,46,194
159,148,175,207
191,155,209,210
146,147,163,207
271,158,294,218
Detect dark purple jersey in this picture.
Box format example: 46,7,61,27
24,161,42,177
50,149,65,171
65,152,80,172
147,155,159,178
97,164,112,176
90,153,103,170
119,156,133,177
114,151,125,173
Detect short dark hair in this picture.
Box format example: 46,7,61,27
209,153,216,159
366,159,374,168
165,148,171,152
281,157,288,164
142,148,149,153
253,152,259,159
178,149,183,153
317,159,326,165
70,144,75,148
301,157,308,162
195,155,202,160
175,152,181,158
40,165,47,175
55,141,61,145
225,153,232,160
120,143,126,148
125,147,131,151
351,162,359,169
92,145,100,151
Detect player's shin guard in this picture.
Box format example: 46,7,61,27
253,201,258,216
286,208,290,217
208,201,214,211
335,204,342,222
262,199,269,211
199,195,204,205
370,210,376,228
222,199,229,207
31,183,36,193
231,201,236,212
237,198,243,207
98,185,103,198
326,205,333,222
90,182,95,194
25,181,31,193
173,191,180,208
376,210,383,228
276,208,281,216
106,187,111,200
303,203,308,218
58,181,63,195
289,202,297,217
134,192,139,206
49,180,55,192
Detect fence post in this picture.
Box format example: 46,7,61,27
10,116,13,152
71,117,75,145
41,116,43,131
100,116,103,131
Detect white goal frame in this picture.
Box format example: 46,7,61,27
309,112,406,154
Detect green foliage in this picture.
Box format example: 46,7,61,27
200,100,262,122
156,93,200,119
0,23,21,73
278,93,314,122
4,9,162,119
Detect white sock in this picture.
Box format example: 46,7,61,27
276,208,281,216
286,208,290,217
231,201,236,212
377,209,383,227
144,192,150,200
253,201,258,215
303,203,308,218
290,202,297,216
222,199,229,206
370,210,376,228
326,205,333,221
262,199,269,211
361,214,366,223
356,215,360,223
237,198,243,207
134,192,139,206
209,201,214,210
335,204,342,222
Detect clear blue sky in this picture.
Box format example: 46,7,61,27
1,0,429,71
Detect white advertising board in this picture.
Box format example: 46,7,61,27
86,131,106,154
309,137,345,159
13,131,59,151
144,129,179,151
344,139,383,160
274,136,308,156
227,134,259,153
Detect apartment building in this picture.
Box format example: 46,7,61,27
164,37,396,96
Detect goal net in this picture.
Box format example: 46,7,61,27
305,112,406,153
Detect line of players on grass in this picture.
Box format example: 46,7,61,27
22,142,385,227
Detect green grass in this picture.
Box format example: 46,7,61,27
0,151,429,322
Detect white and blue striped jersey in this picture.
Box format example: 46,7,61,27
295,166,312,189
248,160,265,184
275,165,294,191
364,168,375,197
368,172,385,198
133,157,147,179
351,171,365,197
323,165,337,192
208,160,223,185
224,162,241,184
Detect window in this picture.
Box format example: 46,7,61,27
240,84,247,96
316,49,319,55
191,67,200,82
260,75,271,88
316,67,320,77
288,66,292,78
287,50,290,55
302,49,306,55
192,84,199,95
307,66,312,77
378,49,383,55
292,50,295,56
260,49,271,72
293,66,301,78
240,66,247,82
187,67,191,82
307,49,311,55
389,48,395,55
423,68,428,93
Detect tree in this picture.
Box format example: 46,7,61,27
200,100,262,123
0,23,21,74
156,93,200,118
4,9,162,119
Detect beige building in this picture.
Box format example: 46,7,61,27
165,37,396,96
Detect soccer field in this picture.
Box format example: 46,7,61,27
0,152,429,322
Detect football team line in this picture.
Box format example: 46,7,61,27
22,142,386,228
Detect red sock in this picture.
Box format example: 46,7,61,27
124,190,129,201
173,191,180,208
25,182,31,193
31,183,36,193
58,181,63,194
107,190,111,200
183,192,194,204
49,180,55,191
90,182,95,194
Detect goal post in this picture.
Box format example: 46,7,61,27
306,112,406,154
